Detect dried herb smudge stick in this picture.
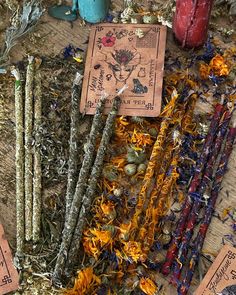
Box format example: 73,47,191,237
129,90,179,238
172,107,233,281
141,95,198,258
65,96,121,274
25,56,35,241
65,73,83,223
12,68,25,255
53,94,107,283
32,63,42,242
162,102,225,276
179,124,236,295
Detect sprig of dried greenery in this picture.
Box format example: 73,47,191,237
0,0,43,68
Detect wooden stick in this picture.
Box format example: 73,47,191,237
53,93,107,284
32,63,42,242
12,68,24,255
65,96,121,275
65,72,83,223
25,56,35,241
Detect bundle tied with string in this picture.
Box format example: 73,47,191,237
162,101,226,276
172,104,233,283
179,121,236,295
53,87,127,283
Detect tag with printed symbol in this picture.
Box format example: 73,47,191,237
195,245,236,295
0,224,19,295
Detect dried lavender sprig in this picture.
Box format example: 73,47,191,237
65,72,83,223
32,64,42,242
65,96,121,275
178,124,236,295
162,102,225,276
12,68,24,255
25,56,34,241
53,93,107,283
172,109,232,281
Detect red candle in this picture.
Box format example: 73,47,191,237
173,0,214,48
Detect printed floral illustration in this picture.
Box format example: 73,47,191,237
101,36,116,47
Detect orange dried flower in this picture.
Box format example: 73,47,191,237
83,227,113,259
123,241,142,262
199,63,210,80
110,156,126,170
64,267,101,295
100,201,116,220
90,228,112,246
83,235,100,259
210,54,229,76
118,222,131,241
139,277,158,295
130,129,153,148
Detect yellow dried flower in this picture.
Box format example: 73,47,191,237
90,228,112,246
64,267,101,295
130,129,153,148
118,222,131,241
139,277,158,295
210,54,229,76
83,235,100,259
123,241,142,262
83,227,113,259
100,201,116,219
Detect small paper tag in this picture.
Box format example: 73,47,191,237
195,244,236,295
0,224,19,295
80,23,167,117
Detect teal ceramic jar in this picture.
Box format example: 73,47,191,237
74,0,110,23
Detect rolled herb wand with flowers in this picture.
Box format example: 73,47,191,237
162,101,225,276
172,107,233,282
178,123,236,295
141,94,197,259
130,89,179,238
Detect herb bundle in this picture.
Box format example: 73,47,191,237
12,58,43,253
179,123,236,294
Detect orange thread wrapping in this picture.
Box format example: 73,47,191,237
129,90,179,237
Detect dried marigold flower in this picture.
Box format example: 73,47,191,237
210,54,229,76
123,241,143,263
63,267,101,295
199,63,210,80
139,277,158,295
